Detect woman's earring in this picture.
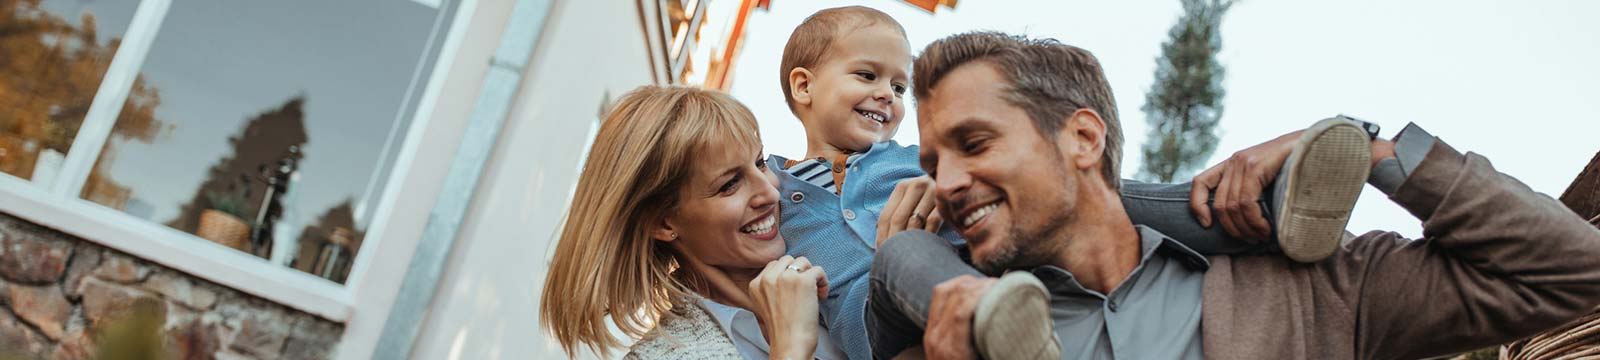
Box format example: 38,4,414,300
670,233,678,240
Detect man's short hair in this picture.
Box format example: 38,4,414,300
913,31,1124,190
779,6,906,114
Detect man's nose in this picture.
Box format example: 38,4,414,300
934,161,972,199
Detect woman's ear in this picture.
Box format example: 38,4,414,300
789,67,815,107
650,217,679,243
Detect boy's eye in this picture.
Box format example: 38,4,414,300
892,84,907,95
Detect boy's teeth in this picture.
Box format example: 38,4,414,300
741,215,776,234
962,203,1000,227
858,110,885,123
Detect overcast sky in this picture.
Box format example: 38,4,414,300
726,0,1600,239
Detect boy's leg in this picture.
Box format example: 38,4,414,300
866,230,981,358
1122,116,1372,262
866,231,1058,360
1121,180,1275,255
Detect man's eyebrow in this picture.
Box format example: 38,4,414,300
945,119,992,142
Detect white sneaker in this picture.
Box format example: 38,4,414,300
1274,117,1373,262
973,271,1060,360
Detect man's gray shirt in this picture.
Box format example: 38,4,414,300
1031,225,1209,360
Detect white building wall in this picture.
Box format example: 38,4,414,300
409,0,660,358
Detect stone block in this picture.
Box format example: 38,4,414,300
94,253,149,284
0,226,72,284
0,309,52,359
281,315,343,359
224,304,290,359
78,277,165,328
5,283,70,340
143,272,218,311
62,243,102,301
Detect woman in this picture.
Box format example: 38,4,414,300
541,86,842,359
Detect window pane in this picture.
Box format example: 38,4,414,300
0,0,138,184
84,0,446,284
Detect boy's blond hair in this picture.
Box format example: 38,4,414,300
779,6,906,114
539,86,761,358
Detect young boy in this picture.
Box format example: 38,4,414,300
766,6,1367,360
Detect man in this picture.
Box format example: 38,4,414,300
866,31,1600,359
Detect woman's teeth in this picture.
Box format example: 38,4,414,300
963,203,1000,227
857,110,886,123
741,215,776,234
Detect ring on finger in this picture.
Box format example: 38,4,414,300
785,264,804,272
911,212,925,224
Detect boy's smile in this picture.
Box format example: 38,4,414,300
801,23,911,155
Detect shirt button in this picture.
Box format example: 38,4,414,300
1108,301,1118,312
832,163,846,173
790,192,805,203
843,209,856,220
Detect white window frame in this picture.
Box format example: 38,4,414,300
0,0,484,325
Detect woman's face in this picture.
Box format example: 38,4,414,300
662,140,785,270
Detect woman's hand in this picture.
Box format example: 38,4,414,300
749,256,829,360
879,176,943,247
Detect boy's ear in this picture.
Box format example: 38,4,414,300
1060,109,1107,172
789,67,815,107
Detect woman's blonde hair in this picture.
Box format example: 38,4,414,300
540,85,762,358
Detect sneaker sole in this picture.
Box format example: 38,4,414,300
973,272,1060,360
1277,118,1372,263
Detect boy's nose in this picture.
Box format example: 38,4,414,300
873,83,895,103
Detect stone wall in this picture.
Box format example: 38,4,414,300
0,212,343,359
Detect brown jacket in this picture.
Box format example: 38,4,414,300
1202,142,1600,360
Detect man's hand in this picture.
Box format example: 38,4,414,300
924,275,995,360
1190,130,1301,242
879,176,943,247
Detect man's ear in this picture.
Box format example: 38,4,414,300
1061,109,1107,172
650,216,679,243
789,67,815,107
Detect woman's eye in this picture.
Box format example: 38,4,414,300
719,175,740,194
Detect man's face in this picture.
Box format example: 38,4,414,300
918,62,1078,275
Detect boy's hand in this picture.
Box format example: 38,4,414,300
1189,130,1301,242
879,176,943,247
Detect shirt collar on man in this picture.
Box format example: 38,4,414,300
1029,225,1210,296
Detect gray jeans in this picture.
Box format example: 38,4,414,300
865,181,1280,359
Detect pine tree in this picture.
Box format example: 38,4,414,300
1138,0,1233,182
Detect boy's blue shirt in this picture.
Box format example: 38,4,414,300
767,140,960,360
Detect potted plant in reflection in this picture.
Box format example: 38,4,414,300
198,176,255,252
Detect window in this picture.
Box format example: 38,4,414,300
0,0,138,184
0,0,457,292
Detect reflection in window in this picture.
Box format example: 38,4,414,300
83,0,444,284
0,0,149,184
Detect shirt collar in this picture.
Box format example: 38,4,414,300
696,297,771,353
1030,225,1210,295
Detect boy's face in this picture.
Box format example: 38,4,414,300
801,23,911,153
